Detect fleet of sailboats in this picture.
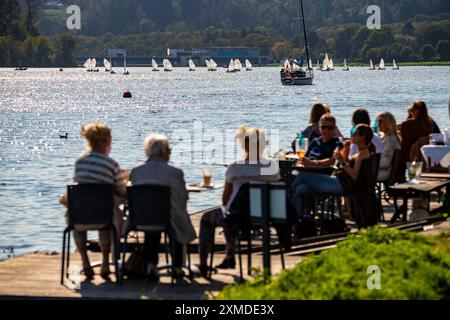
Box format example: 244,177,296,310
83,58,99,72
321,54,334,71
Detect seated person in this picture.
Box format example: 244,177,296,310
130,134,196,280
398,100,440,182
198,126,281,277
376,112,401,182
300,103,330,141
59,123,127,279
299,114,343,167
349,108,384,157
293,125,377,228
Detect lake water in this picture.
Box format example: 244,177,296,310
1,66,449,259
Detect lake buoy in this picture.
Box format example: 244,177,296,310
123,91,132,98
59,68,63,72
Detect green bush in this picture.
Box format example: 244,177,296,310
215,227,450,300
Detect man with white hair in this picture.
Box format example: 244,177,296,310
130,133,196,280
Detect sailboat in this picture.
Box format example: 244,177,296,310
321,54,331,71
188,59,196,71
91,58,99,72
163,59,173,72
343,59,349,71
103,58,111,72
316,60,320,70
392,59,399,70
152,59,159,71
234,59,242,71
209,59,217,71
280,0,314,85
123,55,129,75
226,59,236,73
245,59,253,71
308,59,313,70
369,59,375,70
83,58,92,71
378,58,385,70
329,58,335,71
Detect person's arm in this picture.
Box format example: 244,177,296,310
341,152,366,181
300,157,335,167
222,182,233,206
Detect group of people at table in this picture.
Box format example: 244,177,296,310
60,99,442,281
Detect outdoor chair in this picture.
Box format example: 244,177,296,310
121,185,192,285
61,184,120,285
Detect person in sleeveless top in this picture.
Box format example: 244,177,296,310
293,124,377,227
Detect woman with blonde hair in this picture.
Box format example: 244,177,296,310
197,125,282,277
60,123,127,279
376,112,401,181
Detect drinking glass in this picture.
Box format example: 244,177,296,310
202,168,212,187
406,162,423,184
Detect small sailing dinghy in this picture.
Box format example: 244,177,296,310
329,58,335,71
378,58,385,70
321,54,331,71
316,60,320,70
91,58,99,72
209,59,217,71
226,59,236,73
152,59,159,71
188,59,196,71
123,55,129,75
280,0,313,85
103,58,112,72
343,59,349,71
234,59,242,71
392,59,399,70
245,59,252,71
83,58,92,71
163,59,173,72
369,59,375,70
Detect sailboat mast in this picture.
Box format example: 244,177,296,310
299,0,310,69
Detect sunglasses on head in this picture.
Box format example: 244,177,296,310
320,125,335,130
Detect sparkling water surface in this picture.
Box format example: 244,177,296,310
1,66,449,259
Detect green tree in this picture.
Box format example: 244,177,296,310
55,33,77,67
421,44,435,61
435,40,450,60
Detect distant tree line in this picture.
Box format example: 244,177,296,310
1,0,450,67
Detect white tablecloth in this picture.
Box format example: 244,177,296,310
421,145,450,167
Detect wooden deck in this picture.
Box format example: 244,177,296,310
0,200,448,300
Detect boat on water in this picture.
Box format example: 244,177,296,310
83,58,92,71
15,67,27,71
188,59,196,71
103,58,112,72
378,58,386,70
206,59,217,71
316,60,321,70
321,54,333,71
280,0,313,86
343,59,349,71
90,58,99,72
123,55,129,75
226,59,236,73
163,59,173,72
234,59,242,71
245,59,253,71
152,59,159,71
392,59,399,70
369,59,375,70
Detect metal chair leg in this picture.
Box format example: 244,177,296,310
208,234,215,279
61,229,68,285
111,227,120,284
120,232,128,284
66,231,71,276
187,245,193,280
279,242,285,270
247,229,252,276
237,233,243,283
164,233,169,265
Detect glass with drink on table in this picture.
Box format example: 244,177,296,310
202,168,212,188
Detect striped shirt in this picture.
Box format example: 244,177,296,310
74,151,126,196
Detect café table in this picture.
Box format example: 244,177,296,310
186,183,224,193
421,145,450,168
387,177,450,222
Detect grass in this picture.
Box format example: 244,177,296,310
214,227,450,300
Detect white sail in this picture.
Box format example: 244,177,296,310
329,59,334,70
343,59,348,69
103,58,111,71
188,59,196,71
379,58,385,69
91,58,97,70
205,59,211,69
163,59,173,71
227,59,235,72
308,59,312,69
284,59,290,70
323,54,330,70
210,59,217,69
370,59,374,69
83,58,91,69
152,59,159,70
245,59,252,70
393,59,398,69
317,60,320,69
234,59,242,71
